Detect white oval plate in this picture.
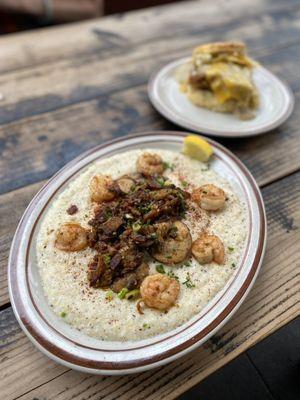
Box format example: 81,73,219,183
148,57,294,137
8,132,266,375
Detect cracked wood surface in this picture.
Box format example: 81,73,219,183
0,0,299,399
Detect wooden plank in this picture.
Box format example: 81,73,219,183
1,9,300,126
1,171,299,400
0,181,44,306
0,74,299,196
0,0,299,73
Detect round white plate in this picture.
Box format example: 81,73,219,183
148,57,294,137
8,132,266,375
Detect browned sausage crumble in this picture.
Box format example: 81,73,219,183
66,204,78,215
87,174,190,292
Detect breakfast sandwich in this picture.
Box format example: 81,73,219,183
178,41,259,119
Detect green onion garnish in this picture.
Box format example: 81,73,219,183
125,289,140,300
181,180,188,188
163,162,175,171
156,264,166,274
182,272,195,288
117,288,129,299
132,222,142,232
103,254,111,266
156,177,165,187
105,290,114,301
167,270,179,281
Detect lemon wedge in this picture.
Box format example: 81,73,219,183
182,135,213,162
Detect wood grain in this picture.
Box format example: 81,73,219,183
1,0,300,398
1,11,300,126
0,81,299,196
1,0,300,74
1,172,299,400
0,181,45,306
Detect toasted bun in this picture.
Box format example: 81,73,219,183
193,41,246,57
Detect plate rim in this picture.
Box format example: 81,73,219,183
148,57,295,137
8,131,267,374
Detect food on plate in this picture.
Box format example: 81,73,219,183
151,221,192,265
176,41,259,119
192,234,225,265
89,174,116,202
136,152,164,176
54,223,88,252
37,147,248,341
192,184,226,211
140,274,180,311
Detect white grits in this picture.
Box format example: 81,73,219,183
37,149,248,341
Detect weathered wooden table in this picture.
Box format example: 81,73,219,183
0,0,299,398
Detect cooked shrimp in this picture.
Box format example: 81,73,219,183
136,153,164,176
89,174,115,203
151,221,192,265
192,184,226,211
55,223,88,252
140,274,180,311
192,233,225,264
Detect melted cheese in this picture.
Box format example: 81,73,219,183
205,62,254,104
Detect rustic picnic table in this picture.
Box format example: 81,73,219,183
0,0,299,398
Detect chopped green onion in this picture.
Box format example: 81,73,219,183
103,254,111,266
132,222,142,232
156,264,166,274
156,177,165,187
231,263,236,268
142,323,151,329
125,289,140,300
163,162,175,171
167,270,179,281
117,288,129,299
181,180,188,188
60,312,67,318
228,247,234,252
182,272,195,288
105,290,114,301
140,203,152,213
